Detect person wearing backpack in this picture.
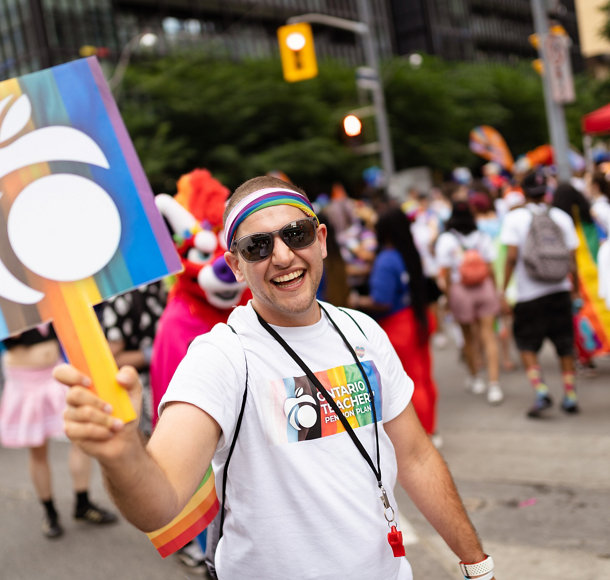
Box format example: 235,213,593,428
500,169,580,418
436,201,503,405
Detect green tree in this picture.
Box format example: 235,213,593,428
119,49,607,195
120,51,367,195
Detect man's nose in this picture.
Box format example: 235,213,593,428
270,234,294,264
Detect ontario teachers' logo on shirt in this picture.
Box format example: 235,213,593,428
275,360,382,443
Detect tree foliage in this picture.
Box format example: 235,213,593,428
118,49,607,196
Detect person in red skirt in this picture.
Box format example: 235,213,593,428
350,205,440,445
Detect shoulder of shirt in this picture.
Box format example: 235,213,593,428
322,302,383,337
188,321,241,350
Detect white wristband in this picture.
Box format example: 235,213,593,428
463,572,494,580
460,555,494,578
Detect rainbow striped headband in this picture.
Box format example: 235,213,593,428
224,188,318,249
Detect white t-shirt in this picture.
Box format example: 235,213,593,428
435,229,496,284
411,211,440,277
499,203,579,303
591,197,610,236
160,302,414,580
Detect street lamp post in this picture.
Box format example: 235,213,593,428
530,0,572,182
287,0,395,188
107,32,158,94
354,0,395,184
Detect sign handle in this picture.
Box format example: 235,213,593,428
49,280,137,423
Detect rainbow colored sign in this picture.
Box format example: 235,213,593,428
0,57,181,421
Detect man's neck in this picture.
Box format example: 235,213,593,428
251,299,322,328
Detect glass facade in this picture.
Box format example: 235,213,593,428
0,0,119,80
390,0,581,70
0,0,582,81
112,0,394,67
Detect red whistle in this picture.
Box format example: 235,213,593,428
387,525,405,557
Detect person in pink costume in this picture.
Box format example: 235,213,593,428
151,169,250,427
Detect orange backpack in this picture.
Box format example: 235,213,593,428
455,234,489,286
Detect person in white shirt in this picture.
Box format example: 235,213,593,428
52,175,497,580
436,201,503,405
500,170,580,418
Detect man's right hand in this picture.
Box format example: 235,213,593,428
53,364,142,463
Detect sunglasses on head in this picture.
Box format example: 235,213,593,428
231,217,318,262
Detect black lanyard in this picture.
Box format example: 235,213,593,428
254,303,382,489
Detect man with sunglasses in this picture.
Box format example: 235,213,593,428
55,176,496,580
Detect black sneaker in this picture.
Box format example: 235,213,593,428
42,516,64,539
74,502,118,525
561,395,580,414
527,394,553,418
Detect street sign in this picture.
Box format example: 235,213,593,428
544,32,575,104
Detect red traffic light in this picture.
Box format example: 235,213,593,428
343,114,362,137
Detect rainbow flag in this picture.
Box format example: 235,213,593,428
0,57,181,420
146,465,219,558
574,221,610,355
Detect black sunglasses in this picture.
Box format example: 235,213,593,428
231,217,318,262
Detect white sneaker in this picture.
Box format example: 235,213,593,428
433,333,448,349
176,540,205,569
466,375,486,395
487,383,504,405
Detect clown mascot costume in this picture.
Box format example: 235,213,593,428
151,169,249,572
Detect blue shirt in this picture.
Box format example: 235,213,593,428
369,248,411,316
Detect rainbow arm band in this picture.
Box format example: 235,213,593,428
223,188,318,249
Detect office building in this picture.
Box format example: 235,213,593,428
0,0,585,81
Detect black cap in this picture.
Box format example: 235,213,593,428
521,169,547,198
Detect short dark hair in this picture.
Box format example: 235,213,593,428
223,176,308,226
521,169,547,198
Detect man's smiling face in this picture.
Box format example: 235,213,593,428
225,204,327,327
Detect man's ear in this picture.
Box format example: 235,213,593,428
225,250,245,283
317,223,328,260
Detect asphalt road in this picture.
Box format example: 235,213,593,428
1,334,609,579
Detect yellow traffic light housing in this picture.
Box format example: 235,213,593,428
277,23,318,82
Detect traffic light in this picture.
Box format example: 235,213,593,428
277,23,318,83
529,34,543,75
343,114,362,137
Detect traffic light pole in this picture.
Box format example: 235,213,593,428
287,0,395,187
531,0,572,183
355,0,395,185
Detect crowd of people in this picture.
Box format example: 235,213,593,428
1,160,609,579
316,162,610,427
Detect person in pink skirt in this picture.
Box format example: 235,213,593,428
0,323,117,538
